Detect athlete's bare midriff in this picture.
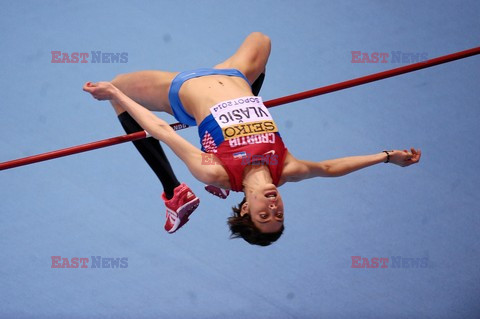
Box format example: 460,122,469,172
178,74,253,125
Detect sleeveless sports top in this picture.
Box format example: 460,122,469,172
198,96,287,192
168,68,287,191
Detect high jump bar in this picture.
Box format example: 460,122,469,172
1,46,479,171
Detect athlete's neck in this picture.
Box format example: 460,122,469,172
242,164,272,193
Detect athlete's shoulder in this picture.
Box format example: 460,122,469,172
279,151,308,184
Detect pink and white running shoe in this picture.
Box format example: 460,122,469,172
162,183,200,234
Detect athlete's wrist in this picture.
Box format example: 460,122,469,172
382,150,391,163
110,85,122,101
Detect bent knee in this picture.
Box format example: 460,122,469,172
249,32,270,41
249,32,271,46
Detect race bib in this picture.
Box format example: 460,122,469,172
210,96,278,140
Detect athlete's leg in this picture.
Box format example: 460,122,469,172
117,111,180,198
214,32,270,84
251,72,265,96
110,70,180,198
110,70,199,233
110,70,177,116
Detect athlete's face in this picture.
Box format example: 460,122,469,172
242,184,284,233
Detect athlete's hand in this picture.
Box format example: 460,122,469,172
83,81,118,101
389,148,421,167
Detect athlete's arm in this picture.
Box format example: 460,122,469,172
282,149,421,182
83,81,224,185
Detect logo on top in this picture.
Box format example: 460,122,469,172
210,97,278,140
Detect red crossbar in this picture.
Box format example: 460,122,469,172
1,46,479,171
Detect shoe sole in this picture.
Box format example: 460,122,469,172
205,185,229,199
167,197,200,234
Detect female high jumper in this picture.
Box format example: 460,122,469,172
83,32,421,246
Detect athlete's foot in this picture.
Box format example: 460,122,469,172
204,185,230,199
162,183,200,233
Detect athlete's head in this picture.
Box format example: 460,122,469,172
227,184,284,246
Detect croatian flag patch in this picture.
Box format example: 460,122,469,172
233,151,247,159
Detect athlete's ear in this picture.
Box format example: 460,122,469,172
240,202,249,217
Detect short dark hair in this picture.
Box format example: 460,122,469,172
227,197,284,247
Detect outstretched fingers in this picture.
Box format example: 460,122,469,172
410,148,421,164
403,148,421,166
